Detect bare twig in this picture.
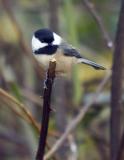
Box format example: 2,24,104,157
82,0,113,49
0,88,40,132
116,131,124,160
0,88,58,160
44,71,111,160
21,88,43,106
110,1,124,160
36,60,56,160
0,97,29,122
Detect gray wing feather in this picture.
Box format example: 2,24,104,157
59,41,106,70
59,41,82,58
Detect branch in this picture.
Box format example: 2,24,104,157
36,59,56,160
110,1,124,160
116,130,124,160
0,87,58,160
44,71,111,160
82,0,113,49
0,88,39,132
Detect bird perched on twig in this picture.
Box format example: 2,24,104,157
31,28,105,76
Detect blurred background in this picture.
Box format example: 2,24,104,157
0,0,121,160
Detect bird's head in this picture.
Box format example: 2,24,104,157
32,28,61,54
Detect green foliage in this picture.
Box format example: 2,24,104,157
10,83,23,102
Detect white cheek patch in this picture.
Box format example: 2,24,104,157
32,36,48,52
53,33,62,45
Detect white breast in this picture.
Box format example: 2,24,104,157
34,54,54,70
34,50,77,76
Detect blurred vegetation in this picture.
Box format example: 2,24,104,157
0,0,121,160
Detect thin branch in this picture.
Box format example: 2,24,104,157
110,0,124,160
82,0,113,49
21,88,43,106
0,88,40,132
0,88,58,160
44,71,111,160
36,60,56,160
116,131,124,160
0,98,29,122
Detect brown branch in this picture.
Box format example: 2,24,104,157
116,131,124,160
44,71,111,160
110,1,124,160
0,97,29,122
0,88,58,160
0,88,40,132
21,88,43,106
82,0,113,49
36,60,56,160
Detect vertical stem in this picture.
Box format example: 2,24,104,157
116,132,124,160
36,60,56,160
110,0,124,160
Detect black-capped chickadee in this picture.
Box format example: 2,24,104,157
31,28,105,76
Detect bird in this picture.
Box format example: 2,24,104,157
31,28,105,76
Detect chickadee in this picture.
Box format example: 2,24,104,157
32,28,105,75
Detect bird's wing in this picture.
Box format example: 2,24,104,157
59,41,105,70
59,41,82,58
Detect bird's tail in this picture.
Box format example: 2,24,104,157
78,58,106,70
